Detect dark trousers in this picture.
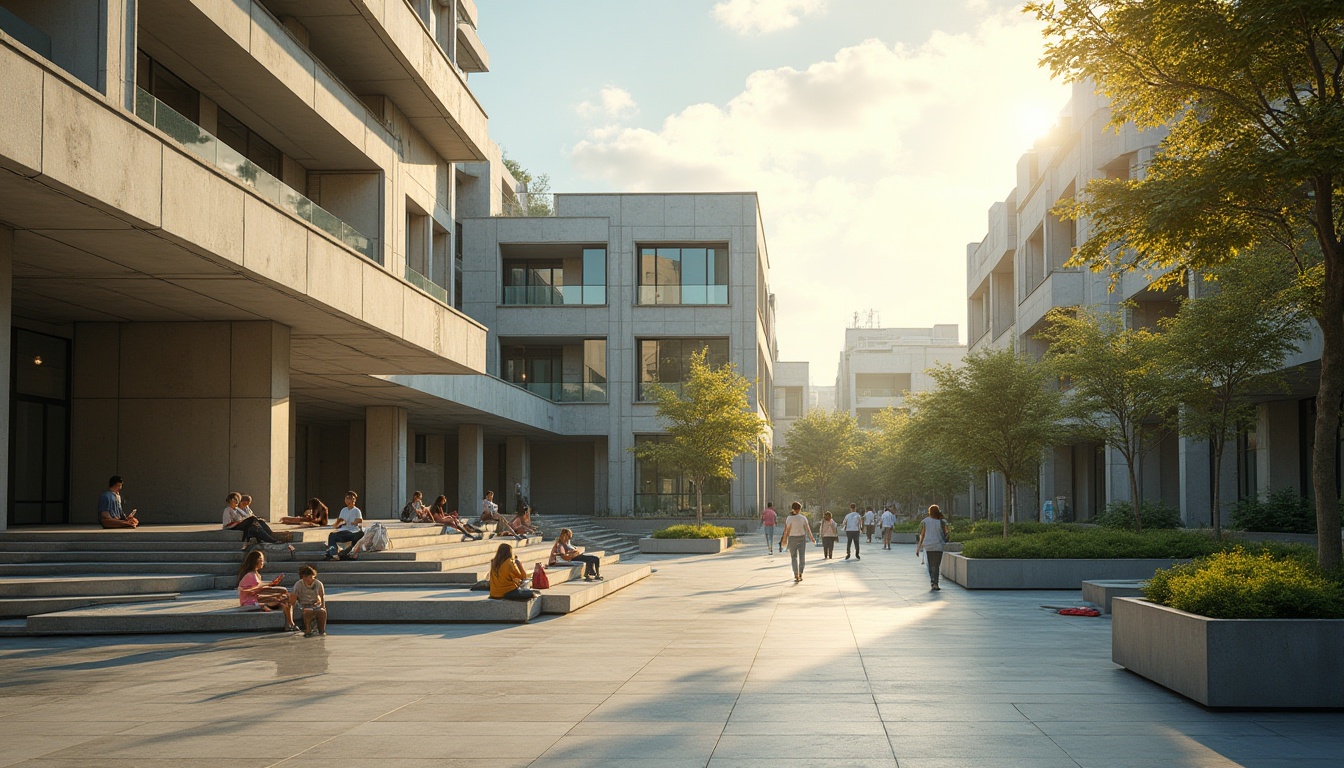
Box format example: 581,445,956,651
926,550,945,585
846,531,861,557
497,587,537,601
569,554,601,577
821,536,837,558
326,530,363,551
236,517,283,544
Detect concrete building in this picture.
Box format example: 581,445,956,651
965,79,1321,525
771,360,809,503
0,1,775,527
834,325,965,428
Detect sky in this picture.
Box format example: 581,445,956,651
471,0,1073,384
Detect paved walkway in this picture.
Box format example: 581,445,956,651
1,539,1340,767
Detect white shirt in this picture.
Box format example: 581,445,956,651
482,498,499,517
335,505,363,533
781,514,811,538
221,506,250,529
919,517,947,551
862,510,876,525
880,510,895,528
843,511,862,531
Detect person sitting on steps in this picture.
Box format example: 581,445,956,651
222,492,294,557
98,476,140,529
280,498,328,527
325,492,364,561
488,542,537,602
550,528,601,581
429,495,482,540
236,549,297,632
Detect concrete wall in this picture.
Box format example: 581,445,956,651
531,441,595,515
0,228,10,528
70,321,290,523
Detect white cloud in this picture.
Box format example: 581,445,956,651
712,0,827,36
577,87,638,120
570,13,1070,373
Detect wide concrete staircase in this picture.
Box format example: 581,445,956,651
0,522,652,635
537,514,643,559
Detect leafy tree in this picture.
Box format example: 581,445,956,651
1039,306,1173,532
874,408,972,515
1160,253,1310,539
911,348,1065,537
630,348,769,524
1027,0,1344,567
777,409,862,510
501,154,554,216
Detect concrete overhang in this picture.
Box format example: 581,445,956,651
455,21,488,73
0,42,486,377
137,0,396,171
256,0,490,162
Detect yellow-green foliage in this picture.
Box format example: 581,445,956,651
651,524,735,540
1144,549,1344,619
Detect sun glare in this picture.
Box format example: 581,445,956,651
1015,105,1056,145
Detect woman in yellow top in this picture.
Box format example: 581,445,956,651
488,542,537,601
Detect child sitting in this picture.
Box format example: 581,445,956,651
292,565,327,637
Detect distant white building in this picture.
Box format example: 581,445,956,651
834,325,965,428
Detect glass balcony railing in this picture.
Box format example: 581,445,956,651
405,267,448,305
508,380,608,403
637,285,729,305
134,88,378,262
502,285,606,306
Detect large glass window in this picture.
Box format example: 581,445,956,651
10,330,70,526
634,435,731,515
638,245,728,305
638,338,729,400
502,248,606,305
501,339,607,402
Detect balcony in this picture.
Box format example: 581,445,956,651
509,380,608,403
405,266,448,305
134,88,377,262
502,285,606,306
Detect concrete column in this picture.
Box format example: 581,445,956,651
348,419,366,499
0,228,11,531
594,438,609,515
457,425,484,517
71,321,290,524
1178,434,1213,527
1258,400,1301,494
505,435,530,512
365,406,408,519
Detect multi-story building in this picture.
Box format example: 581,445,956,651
0,2,776,527
965,79,1321,525
834,325,965,428
771,360,809,502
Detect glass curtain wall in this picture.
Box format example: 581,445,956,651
502,248,606,305
634,435,731,515
637,245,729,305
501,340,607,402
637,338,729,400
9,330,71,525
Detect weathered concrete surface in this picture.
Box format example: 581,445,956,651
1112,597,1344,708
638,537,729,554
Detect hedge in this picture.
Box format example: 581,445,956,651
1144,548,1344,619
959,528,1313,560
650,524,735,540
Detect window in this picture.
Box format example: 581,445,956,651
634,435,730,514
637,339,729,400
781,387,803,418
136,50,198,123
454,221,464,309
638,245,728,305
502,248,605,305
500,340,607,402
216,109,281,177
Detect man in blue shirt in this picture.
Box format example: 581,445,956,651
98,476,139,528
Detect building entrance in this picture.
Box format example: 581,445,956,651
9,330,71,525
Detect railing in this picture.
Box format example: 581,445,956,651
857,388,905,398
508,380,608,403
637,285,729,305
499,192,556,217
134,88,378,262
501,285,606,306
404,267,448,305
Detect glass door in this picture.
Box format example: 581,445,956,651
9,330,71,525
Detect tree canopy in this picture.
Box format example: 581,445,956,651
776,408,861,510
1028,0,1344,568
630,348,769,524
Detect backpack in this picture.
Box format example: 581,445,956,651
363,522,391,552
399,503,414,522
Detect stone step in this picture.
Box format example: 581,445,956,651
0,592,181,619
0,574,217,598
0,619,29,636
538,562,653,614
26,587,541,634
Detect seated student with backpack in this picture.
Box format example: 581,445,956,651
400,491,434,523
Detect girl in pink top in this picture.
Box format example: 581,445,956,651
236,550,297,631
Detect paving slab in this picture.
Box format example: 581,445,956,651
0,542,1340,767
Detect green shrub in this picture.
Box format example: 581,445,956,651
960,528,1315,560
950,520,1076,543
650,524,735,540
1093,500,1184,531
1229,488,1317,534
1144,548,1344,619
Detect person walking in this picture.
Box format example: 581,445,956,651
819,511,838,559
916,504,951,591
843,503,862,560
778,502,815,582
863,507,877,543
761,502,778,555
880,507,896,550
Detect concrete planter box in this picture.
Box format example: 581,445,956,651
940,553,1186,590
639,537,731,554
1112,597,1344,708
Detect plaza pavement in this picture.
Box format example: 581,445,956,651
0,538,1341,768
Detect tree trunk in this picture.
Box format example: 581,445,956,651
695,482,704,526
1314,297,1344,571
1127,452,1143,534
1210,434,1224,541
1004,481,1014,538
